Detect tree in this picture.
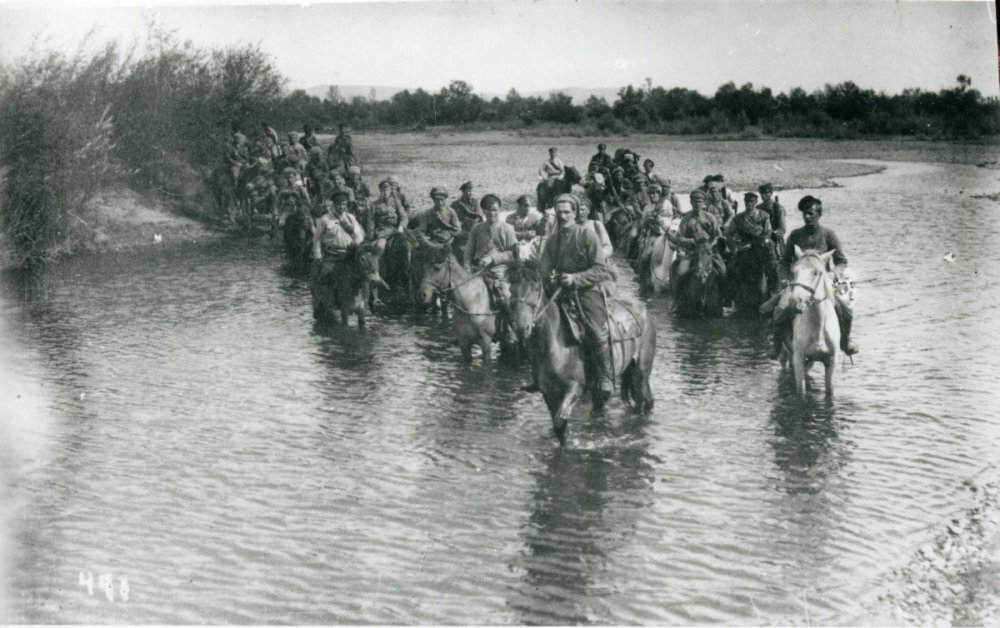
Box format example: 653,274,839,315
325,85,343,104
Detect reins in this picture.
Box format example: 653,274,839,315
510,284,563,330
425,256,498,317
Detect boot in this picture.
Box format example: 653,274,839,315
593,337,614,402
836,303,859,355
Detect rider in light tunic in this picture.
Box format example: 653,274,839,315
465,194,519,310
506,195,543,243
765,195,858,358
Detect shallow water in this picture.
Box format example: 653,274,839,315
1,159,999,624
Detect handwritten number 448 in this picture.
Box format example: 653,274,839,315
78,572,129,602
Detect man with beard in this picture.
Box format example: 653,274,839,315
523,193,614,400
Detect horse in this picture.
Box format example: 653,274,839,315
637,217,681,294
311,243,388,328
726,236,775,317
605,204,638,257
780,247,840,398
418,251,511,362
382,229,423,308
282,207,313,271
507,261,656,443
671,239,725,318
535,165,583,211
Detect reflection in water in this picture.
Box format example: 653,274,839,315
510,420,654,624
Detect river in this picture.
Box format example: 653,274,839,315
1,160,998,624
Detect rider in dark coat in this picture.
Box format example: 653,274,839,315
532,193,615,400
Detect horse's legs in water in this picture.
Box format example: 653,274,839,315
479,330,492,363
824,356,835,398
793,352,807,397
459,338,474,362
547,381,582,444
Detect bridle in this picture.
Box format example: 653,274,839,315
422,256,498,317
509,284,562,334
790,255,830,305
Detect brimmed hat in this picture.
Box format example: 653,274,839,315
597,143,607,150
758,182,774,194
387,175,399,185
459,181,473,192
347,165,362,175
744,191,759,201
516,194,530,205
479,194,501,210
430,186,448,199
378,179,391,190
690,189,707,202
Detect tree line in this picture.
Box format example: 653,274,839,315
0,23,997,268
275,75,1000,139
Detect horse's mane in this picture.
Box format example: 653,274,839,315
506,260,544,284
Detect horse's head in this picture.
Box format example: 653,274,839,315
353,244,389,290
506,260,546,341
789,246,836,309
693,240,717,284
418,250,454,305
565,165,583,186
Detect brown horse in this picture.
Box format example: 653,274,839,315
535,166,583,211
780,247,840,397
311,244,388,328
671,240,725,318
283,207,314,272
419,251,507,362
507,261,656,443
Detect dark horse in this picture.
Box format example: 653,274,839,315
283,208,313,272
726,237,776,317
535,165,583,211
382,229,424,308
311,243,389,328
671,240,725,318
507,261,656,443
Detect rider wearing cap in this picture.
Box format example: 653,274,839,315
765,195,858,358
465,194,519,312
367,180,408,251
451,181,482,232
328,123,356,172
529,193,615,400
345,165,371,216
422,187,462,245
539,147,565,181
589,143,614,173
757,182,787,251
506,195,543,242
670,189,723,280
704,175,735,229
386,175,411,215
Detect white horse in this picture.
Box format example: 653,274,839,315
641,217,682,293
780,246,840,397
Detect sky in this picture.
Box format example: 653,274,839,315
0,0,997,98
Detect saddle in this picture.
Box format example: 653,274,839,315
555,293,645,347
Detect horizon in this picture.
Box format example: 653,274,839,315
0,1,997,100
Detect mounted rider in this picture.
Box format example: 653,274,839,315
223,130,250,187
465,194,518,313
311,191,365,285
366,180,408,308
757,182,787,255
304,146,330,199
421,187,462,245
703,175,735,229
539,147,565,182
636,184,675,261
526,193,615,400
328,123,356,172
505,195,543,243
345,165,371,217
763,195,858,358
300,123,320,151
589,143,614,173
276,166,312,225
387,175,411,216
727,190,778,288
451,181,482,232
669,189,724,281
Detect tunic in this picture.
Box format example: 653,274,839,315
314,211,364,255
465,221,518,266
675,211,721,251
758,199,787,238
450,196,481,232
539,157,565,180
704,199,734,227
725,209,772,248
422,207,462,244
539,223,608,290
505,209,543,241
366,199,408,241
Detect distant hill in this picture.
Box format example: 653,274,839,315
300,84,623,104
